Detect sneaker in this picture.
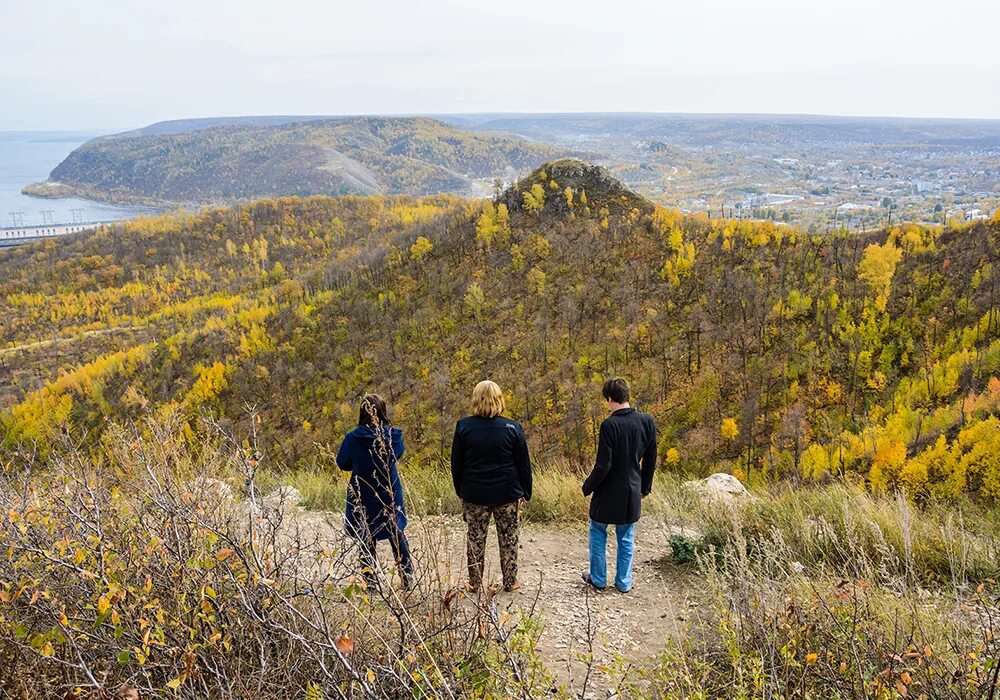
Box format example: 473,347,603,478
581,573,605,591
503,580,523,592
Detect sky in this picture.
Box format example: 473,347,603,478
2,0,999,131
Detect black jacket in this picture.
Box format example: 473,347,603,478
582,408,657,524
451,416,532,506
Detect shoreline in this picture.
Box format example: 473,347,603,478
21,180,173,210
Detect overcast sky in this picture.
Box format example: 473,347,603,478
2,0,999,130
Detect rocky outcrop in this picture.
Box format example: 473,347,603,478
188,476,235,501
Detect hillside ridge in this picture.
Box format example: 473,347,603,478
22,117,583,207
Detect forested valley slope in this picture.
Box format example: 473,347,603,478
22,117,578,206
3,158,1000,502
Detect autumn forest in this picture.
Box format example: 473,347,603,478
2,158,999,500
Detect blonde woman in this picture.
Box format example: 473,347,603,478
451,380,532,592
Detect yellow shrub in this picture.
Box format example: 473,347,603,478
720,418,739,441
800,443,830,480
868,439,907,491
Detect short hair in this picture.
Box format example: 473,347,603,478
602,377,630,404
358,393,390,428
471,380,505,418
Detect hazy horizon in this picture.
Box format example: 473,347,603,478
5,110,1000,137
3,0,999,131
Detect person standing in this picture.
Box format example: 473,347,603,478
581,377,657,593
337,394,414,590
451,380,533,592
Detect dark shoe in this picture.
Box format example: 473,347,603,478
615,585,631,594
582,573,605,591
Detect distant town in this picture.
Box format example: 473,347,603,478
442,114,1000,232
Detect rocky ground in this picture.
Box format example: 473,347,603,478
399,516,705,696
250,476,749,697
508,523,701,693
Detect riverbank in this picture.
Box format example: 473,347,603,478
0,130,151,226
22,179,184,209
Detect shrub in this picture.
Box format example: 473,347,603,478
0,419,550,699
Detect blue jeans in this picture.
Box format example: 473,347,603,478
589,519,636,592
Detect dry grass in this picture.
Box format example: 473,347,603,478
5,416,1000,699
0,417,552,700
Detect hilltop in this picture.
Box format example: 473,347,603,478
3,160,1000,505
22,116,580,206
500,158,652,216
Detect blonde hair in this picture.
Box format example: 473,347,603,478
471,380,505,418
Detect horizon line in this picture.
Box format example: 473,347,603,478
6,109,1000,133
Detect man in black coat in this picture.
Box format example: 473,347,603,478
581,377,657,592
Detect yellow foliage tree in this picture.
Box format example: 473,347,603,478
721,418,739,441
410,236,433,261
858,241,903,311
522,184,546,215
476,203,498,248
800,443,830,480
868,438,907,491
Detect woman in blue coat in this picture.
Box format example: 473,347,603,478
336,394,414,589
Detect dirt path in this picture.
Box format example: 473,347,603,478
1,324,148,356
281,495,705,696
404,517,704,695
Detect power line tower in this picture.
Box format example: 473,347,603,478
41,209,55,225
8,211,25,227
70,208,84,224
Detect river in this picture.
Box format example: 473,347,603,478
0,130,149,228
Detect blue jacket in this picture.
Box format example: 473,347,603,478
336,425,407,540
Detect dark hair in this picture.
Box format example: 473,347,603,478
358,393,390,428
602,377,630,404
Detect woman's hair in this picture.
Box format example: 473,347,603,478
471,380,505,418
358,393,390,428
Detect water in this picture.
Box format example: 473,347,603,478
0,131,149,228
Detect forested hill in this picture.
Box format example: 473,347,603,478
22,117,578,206
3,159,1000,501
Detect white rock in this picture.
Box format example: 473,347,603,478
682,472,753,501
263,485,304,508
666,525,705,540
